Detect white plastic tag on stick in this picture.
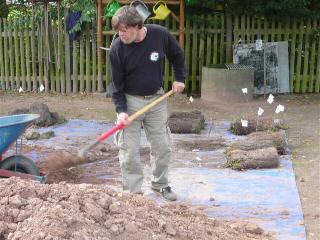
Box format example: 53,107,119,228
40,84,45,92
275,104,285,114
189,96,194,103
19,87,24,93
241,119,248,127
257,107,264,116
242,88,248,94
267,94,274,104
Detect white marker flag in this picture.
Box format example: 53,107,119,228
275,104,285,114
267,94,274,104
241,119,248,127
40,84,45,92
257,107,264,116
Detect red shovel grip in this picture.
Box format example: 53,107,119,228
98,122,126,142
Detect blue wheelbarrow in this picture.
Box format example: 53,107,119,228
0,114,47,183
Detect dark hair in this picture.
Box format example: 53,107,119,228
111,6,143,31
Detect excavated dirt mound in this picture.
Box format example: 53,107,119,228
9,102,65,127
39,145,150,174
0,178,273,240
226,147,279,170
169,111,205,133
227,130,287,155
229,118,287,135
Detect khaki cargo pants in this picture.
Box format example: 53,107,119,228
114,89,172,193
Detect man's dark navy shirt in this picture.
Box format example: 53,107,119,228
109,24,187,113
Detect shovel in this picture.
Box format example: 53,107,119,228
78,90,174,158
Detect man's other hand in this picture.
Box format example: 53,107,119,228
117,112,132,126
172,81,185,93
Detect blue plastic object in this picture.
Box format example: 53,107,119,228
0,114,39,155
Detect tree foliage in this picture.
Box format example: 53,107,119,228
187,0,320,19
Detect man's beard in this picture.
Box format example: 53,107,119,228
121,31,138,44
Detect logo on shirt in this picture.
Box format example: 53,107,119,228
150,52,159,62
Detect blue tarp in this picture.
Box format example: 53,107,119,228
25,120,306,239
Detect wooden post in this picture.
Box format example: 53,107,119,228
14,19,20,89
72,41,78,93
179,0,185,49
295,21,304,93
289,19,297,93
3,19,9,89
44,4,50,93
184,18,190,93
25,20,31,91
38,22,43,88
0,19,4,89
20,19,26,91
226,14,233,63
9,20,14,89
31,6,37,91
92,19,97,92
308,19,317,93
64,8,71,93
97,0,104,92
191,21,197,93
301,19,311,93
80,34,84,92
86,24,91,92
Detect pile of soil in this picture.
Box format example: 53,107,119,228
9,102,65,127
169,111,205,134
226,147,279,170
0,178,272,240
229,118,287,135
227,130,287,155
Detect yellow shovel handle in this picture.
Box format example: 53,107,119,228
129,89,174,122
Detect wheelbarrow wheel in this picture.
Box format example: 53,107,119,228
0,155,40,176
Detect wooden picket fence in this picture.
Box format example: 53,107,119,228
0,14,319,94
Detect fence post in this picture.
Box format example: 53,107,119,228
64,8,71,94
308,19,317,92
85,24,91,93
20,19,26,91
295,21,304,93
25,20,31,91
302,19,311,93
97,0,104,92
92,20,97,92
226,14,233,63
3,19,9,89
14,19,20,89
72,41,78,93
0,19,4,89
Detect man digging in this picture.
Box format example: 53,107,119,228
109,6,187,201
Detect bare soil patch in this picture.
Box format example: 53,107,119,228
0,178,272,240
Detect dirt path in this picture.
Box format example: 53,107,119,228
0,91,319,239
